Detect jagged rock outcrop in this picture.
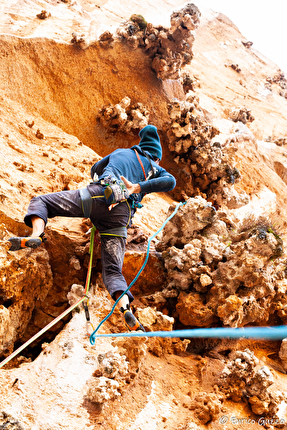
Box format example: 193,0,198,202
86,349,130,407
98,31,114,48
0,412,24,430
228,107,255,124
166,94,219,151
116,4,201,79
1,0,287,429
219,349,285,419
229,63,241,73
180,72,199,93
279,339,287,372
274,137,287,146
190,392,224,424
96,96,149,134
86,376,121,404
135,306,190,356
0,241,53,356
113,336,148,373
156,197,287,328
163,95,250,204
36,10,50,20
265,70,287,100
242,41,253,48
267,70,287,91
71,32,85,45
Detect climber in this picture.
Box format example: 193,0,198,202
8,125,176,332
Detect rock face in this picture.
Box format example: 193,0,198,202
116,4,201,80
1,0,287,429
228,107,255,124
190,392,224,424
0,245,53,356
96,96,150,134
219,349,285,419
157,197,287,328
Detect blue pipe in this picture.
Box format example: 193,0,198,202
90,326,287,341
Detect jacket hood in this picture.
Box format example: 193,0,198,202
138,125,162,161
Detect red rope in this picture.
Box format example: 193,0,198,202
134,149,147,180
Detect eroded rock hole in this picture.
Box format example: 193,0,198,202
0,296,15,308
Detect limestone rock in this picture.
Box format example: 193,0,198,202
67,283,85,306
190,392,223,424
176,291,217,327
242,41,253,48
157,197,287,329
134,306,157,328
157,196,216,249
95,350,129,379
116,4,201,80
219,349,284,418
71,32,85,45
229,107,255,124
113,336,148,372
247,366,283,417
279,338,287,371
1,0,287,428
86,376,121,404
0,246,53,356
163,97,246,202
0,412,24,430
0,305,14,356
217,295,244,327
97,96,149,134
98,31,114,48
36,10,50,19
134,307,190,357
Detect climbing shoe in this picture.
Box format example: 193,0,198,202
122,309,146,332
8,234,45,251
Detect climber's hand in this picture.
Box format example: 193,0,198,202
120,176,141,195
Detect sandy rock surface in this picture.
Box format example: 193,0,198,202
1,0,287,429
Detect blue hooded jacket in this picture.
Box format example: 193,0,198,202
90,145,176,206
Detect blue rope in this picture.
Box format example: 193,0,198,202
89,201,186,345
90,326,287,341
89,200,287,344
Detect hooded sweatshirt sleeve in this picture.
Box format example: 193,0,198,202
138,165,176,194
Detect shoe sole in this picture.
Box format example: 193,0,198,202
124,311,146,332
8,237,42,251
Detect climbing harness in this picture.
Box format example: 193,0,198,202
79,187,94,218
82,149,154,214
99,226,128,239
80,176,130,219
79,184,131,238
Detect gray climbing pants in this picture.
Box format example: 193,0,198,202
24,184,134,302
